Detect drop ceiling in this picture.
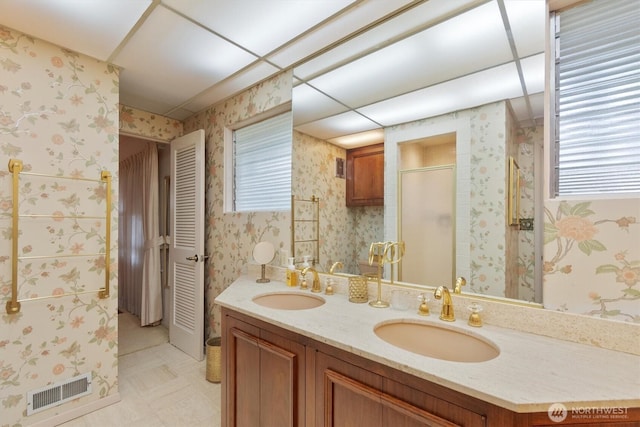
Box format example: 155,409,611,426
0,0,546,148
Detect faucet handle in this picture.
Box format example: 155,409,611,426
468,302,483,327
324,278,335,295
417,293,430,316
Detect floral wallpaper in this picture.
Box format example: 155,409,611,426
0,15,636,427
385,102,534,298
0,26,119,426
543,199,639,322
515,125,540,301
292,131,383,275
118,104,182,142
182,71,292,337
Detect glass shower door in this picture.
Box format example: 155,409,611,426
399,165,455,286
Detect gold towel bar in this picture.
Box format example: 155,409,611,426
5,159,112,314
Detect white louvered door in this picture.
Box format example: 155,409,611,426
169,129,205,361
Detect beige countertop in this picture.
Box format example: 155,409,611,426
215,275,640,413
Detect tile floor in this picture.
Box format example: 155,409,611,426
60,342,221,426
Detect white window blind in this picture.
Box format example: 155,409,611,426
234,111,292,211
554,0,640,196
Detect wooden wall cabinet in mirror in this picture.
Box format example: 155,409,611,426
346,143,384,206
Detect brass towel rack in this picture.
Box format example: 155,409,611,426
291,195,320,266
6,159,112,314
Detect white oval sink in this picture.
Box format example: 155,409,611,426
374,320,499,363
252,292,325,310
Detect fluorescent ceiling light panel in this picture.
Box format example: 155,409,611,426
185,61,281,113
0,0,152,61
115,7,257,105
295,111,380,140
328,129,385,149
293,0,476,80
270,0,415,69
504,0,546,58
164,0,355,57
292,84,349,126
308,1,512,109
358,62,522,126
521,53,545,95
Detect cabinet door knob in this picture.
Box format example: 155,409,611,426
186,254,199,262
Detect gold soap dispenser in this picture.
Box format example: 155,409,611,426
286,257,298,287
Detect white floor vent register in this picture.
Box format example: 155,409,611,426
27,372,92,415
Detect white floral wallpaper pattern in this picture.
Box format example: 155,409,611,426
543,199,639,321
515,126,540,301
182,71,292,337
2,19,637,427
292,130,383,275
118,104,183,142
1,26,119,425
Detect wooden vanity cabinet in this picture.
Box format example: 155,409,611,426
221,307,640,427
221,311,306,427
346,143,384,206
313,349,491,426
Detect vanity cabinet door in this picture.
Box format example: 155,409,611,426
383,378,487,427
314,350,383,426
222,314,305,427
346,143,384,206
315,350,481,427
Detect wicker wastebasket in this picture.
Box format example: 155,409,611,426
206,337,221,383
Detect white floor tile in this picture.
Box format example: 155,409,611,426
59,325,220,426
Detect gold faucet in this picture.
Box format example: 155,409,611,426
301,266,322,293
329,261,343,274
453,276,466,294
434,285,455,321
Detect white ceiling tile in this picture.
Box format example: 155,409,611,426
117,87,177,117
505,0,546,58
292,84,349,126
358,62,522,126
528,92,545,121
270,0,415,69
164,108,198,122
295,111,380,140
114,6,257,109
0,0,151,61
521,53,545,95
508,96,529,122
164,0,356,57
183,61,281,114
293,0,479,80
308,1,513,109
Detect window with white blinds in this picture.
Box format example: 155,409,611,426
233,111,292,211
553,0,640,196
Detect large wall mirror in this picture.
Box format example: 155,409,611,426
291,0,545,304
